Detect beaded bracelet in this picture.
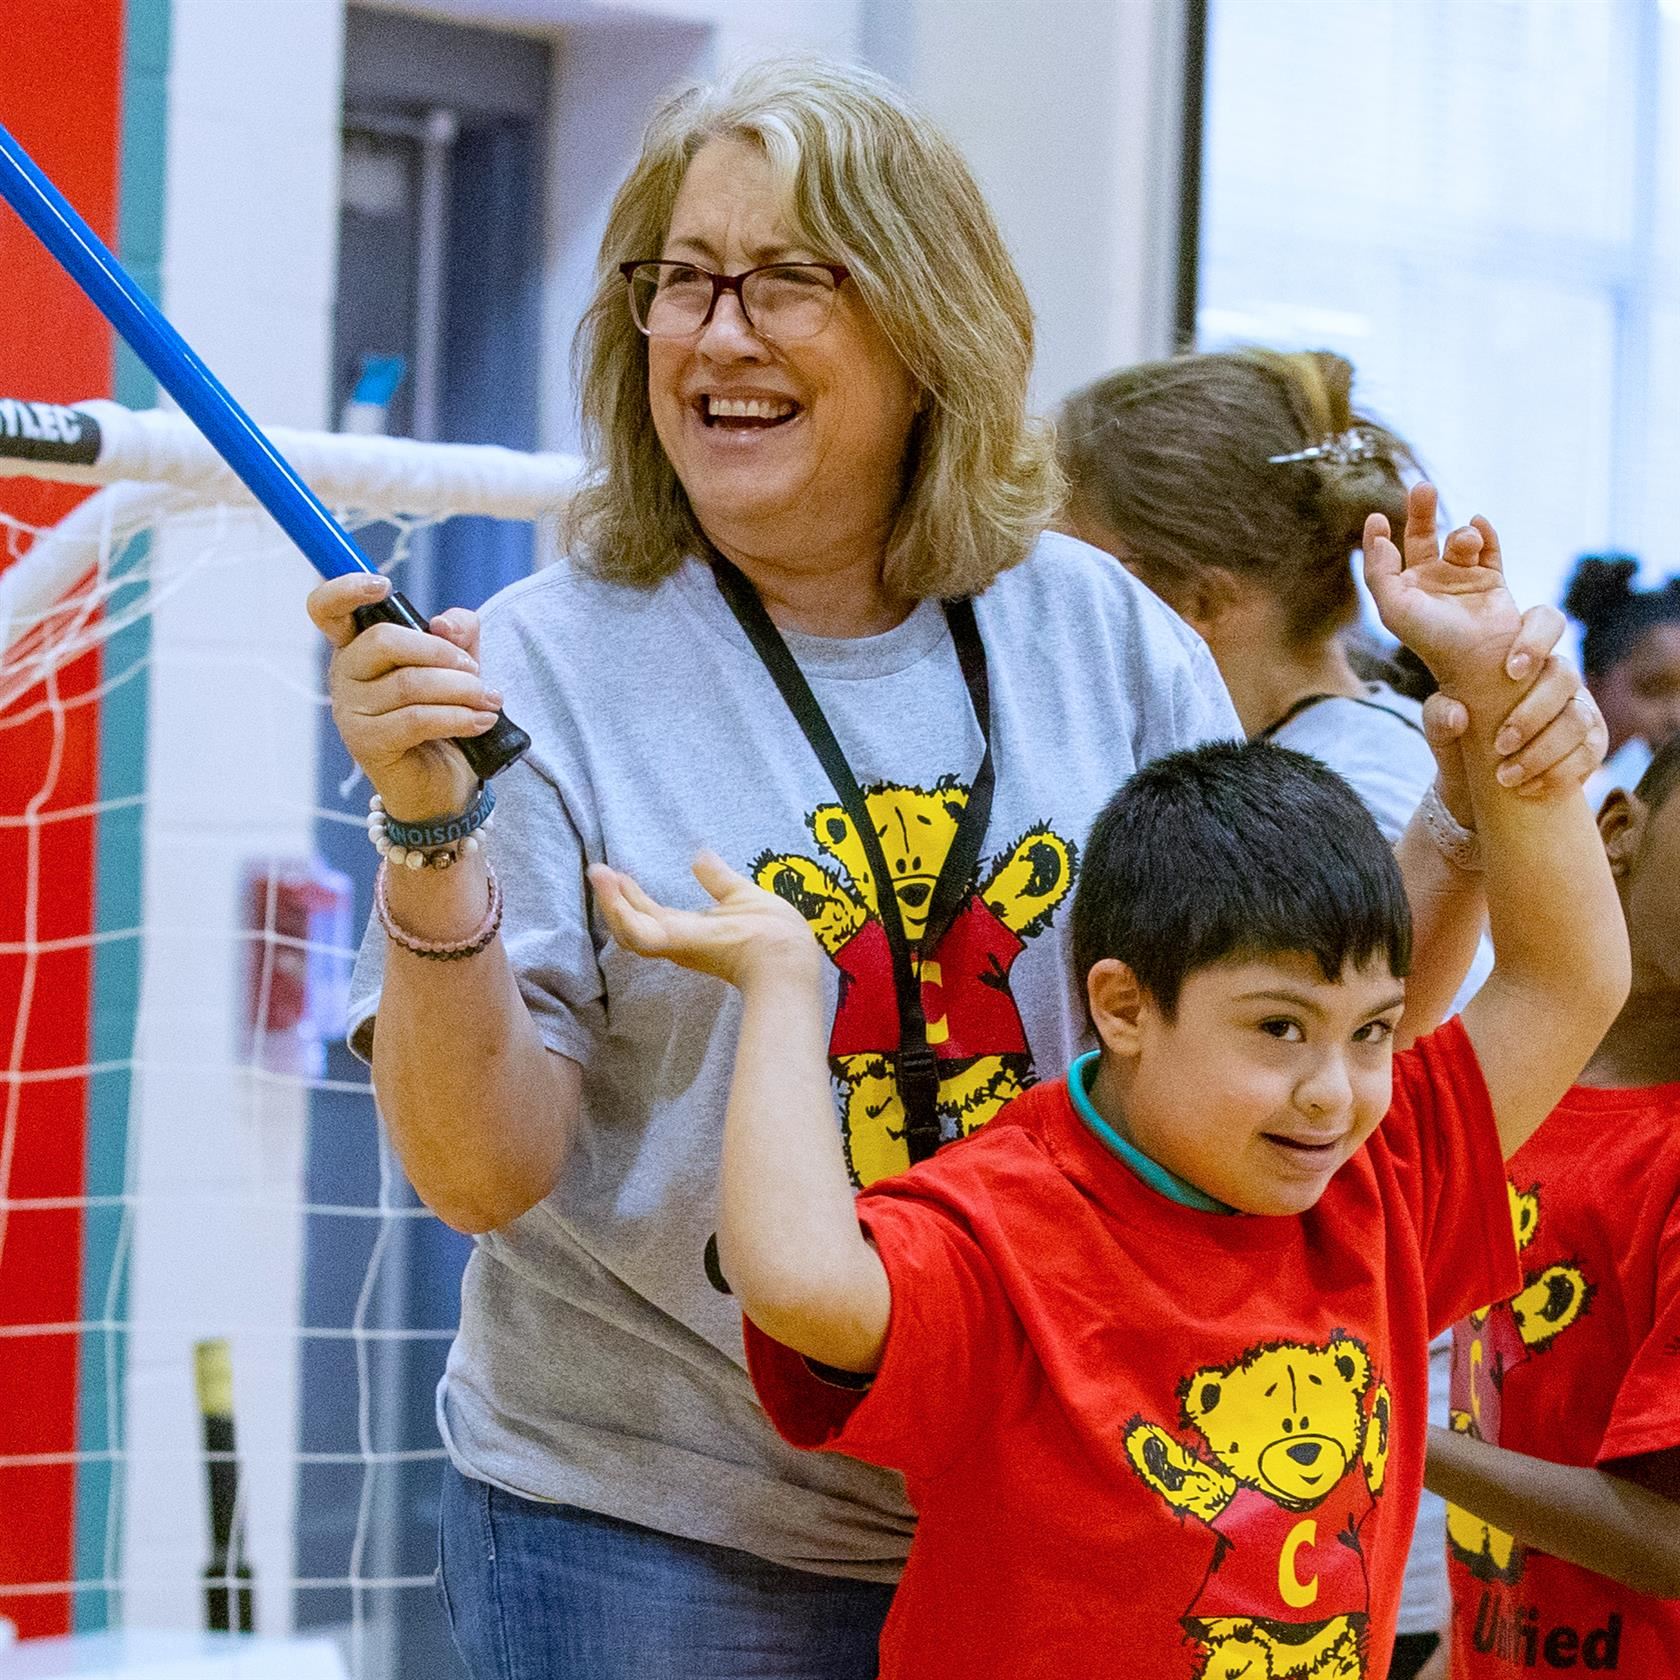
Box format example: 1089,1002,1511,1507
367,783,495,871
1419,780,1483,873
375,860,504,960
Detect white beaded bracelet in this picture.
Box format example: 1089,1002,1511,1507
1419,781,1483,873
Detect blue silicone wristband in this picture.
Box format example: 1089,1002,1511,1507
383,782,495,851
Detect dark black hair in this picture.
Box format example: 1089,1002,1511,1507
1072,740,1412,1017
1564,554,1680,678
1633,730,1680,817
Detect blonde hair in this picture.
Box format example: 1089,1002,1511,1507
567,56,1062,599
1059,348,1417,650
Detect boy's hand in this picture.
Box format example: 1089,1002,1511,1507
1365,483,1523,706
590,852,820,990
1371,482,1607,804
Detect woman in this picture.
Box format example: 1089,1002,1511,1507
1058,346,1605,1680
309,64,1600,1680
1565,552,1680,801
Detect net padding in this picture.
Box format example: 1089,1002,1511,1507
0,399,581,520
2,409,581,694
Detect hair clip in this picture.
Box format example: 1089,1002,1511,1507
1268,427,1383,468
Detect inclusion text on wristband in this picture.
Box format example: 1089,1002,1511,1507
383,782,496,852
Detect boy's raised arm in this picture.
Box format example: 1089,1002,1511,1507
1366,488,1631,1157
1393,619,1606,1047
591,855,892,1373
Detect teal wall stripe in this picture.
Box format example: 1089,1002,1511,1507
113,0,170,409
73,0,171,1632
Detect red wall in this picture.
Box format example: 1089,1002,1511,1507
0,0,128,1639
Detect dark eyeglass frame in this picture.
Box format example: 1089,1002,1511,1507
619,260,852,339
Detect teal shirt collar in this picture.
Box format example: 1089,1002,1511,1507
1067,1051,1236,1215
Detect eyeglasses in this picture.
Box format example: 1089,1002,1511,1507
620,260,851,343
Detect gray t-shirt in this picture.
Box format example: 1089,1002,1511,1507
348,530,1238,1578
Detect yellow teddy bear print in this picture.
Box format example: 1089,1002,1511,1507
1125,1334,1391,1679
753,776,1075,1186
1446,1181,1594,1583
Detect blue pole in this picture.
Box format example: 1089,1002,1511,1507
0,119,372,580
0,120,528,776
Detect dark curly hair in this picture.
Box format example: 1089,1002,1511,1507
1564,554,1680,678
1633,730,1680,816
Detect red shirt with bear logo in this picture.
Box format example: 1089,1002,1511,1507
1452,1296,1531,1455
1446,1082,1680,1678
746,1018,1520,1679
1189,1467,1375,1622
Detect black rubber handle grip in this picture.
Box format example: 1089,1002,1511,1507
350,588,531,781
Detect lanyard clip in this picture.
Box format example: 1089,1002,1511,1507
897,1042,943,1164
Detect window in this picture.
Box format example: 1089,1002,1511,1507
1197,0,1677,613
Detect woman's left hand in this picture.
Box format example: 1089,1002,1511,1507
1422,616,1607,811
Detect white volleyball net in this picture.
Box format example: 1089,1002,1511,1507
0,398,579,1675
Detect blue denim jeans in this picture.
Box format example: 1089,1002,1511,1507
437,1464,895,1680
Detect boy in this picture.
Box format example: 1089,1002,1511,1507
591,493,1629,1679
1430,732,1680,1675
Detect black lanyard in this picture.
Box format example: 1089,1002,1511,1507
1259,690,1426,741
711,555,994,1165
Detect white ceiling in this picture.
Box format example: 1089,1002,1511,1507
354,0,658,39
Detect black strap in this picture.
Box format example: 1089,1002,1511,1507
1259,689,1426,742
711,556,993,1164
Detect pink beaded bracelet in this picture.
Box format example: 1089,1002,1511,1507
374,860,504,960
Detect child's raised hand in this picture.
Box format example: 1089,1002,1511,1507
589,852,819,990
1364,483,1524,701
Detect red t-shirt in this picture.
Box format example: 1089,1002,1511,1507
746,1018,1519,1680
1447,1082,1680,1677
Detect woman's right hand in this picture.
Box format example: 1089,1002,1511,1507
306,573,501,821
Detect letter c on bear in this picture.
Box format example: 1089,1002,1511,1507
915,959,950,1046
1279,1519,1320,1609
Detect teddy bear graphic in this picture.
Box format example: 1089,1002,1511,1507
1125,1334,1392,1679
753,776,1075,1187
1446,1181,1594,1584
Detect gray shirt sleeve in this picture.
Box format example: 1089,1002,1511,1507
1152,635,1243,762
485,756,605,1063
